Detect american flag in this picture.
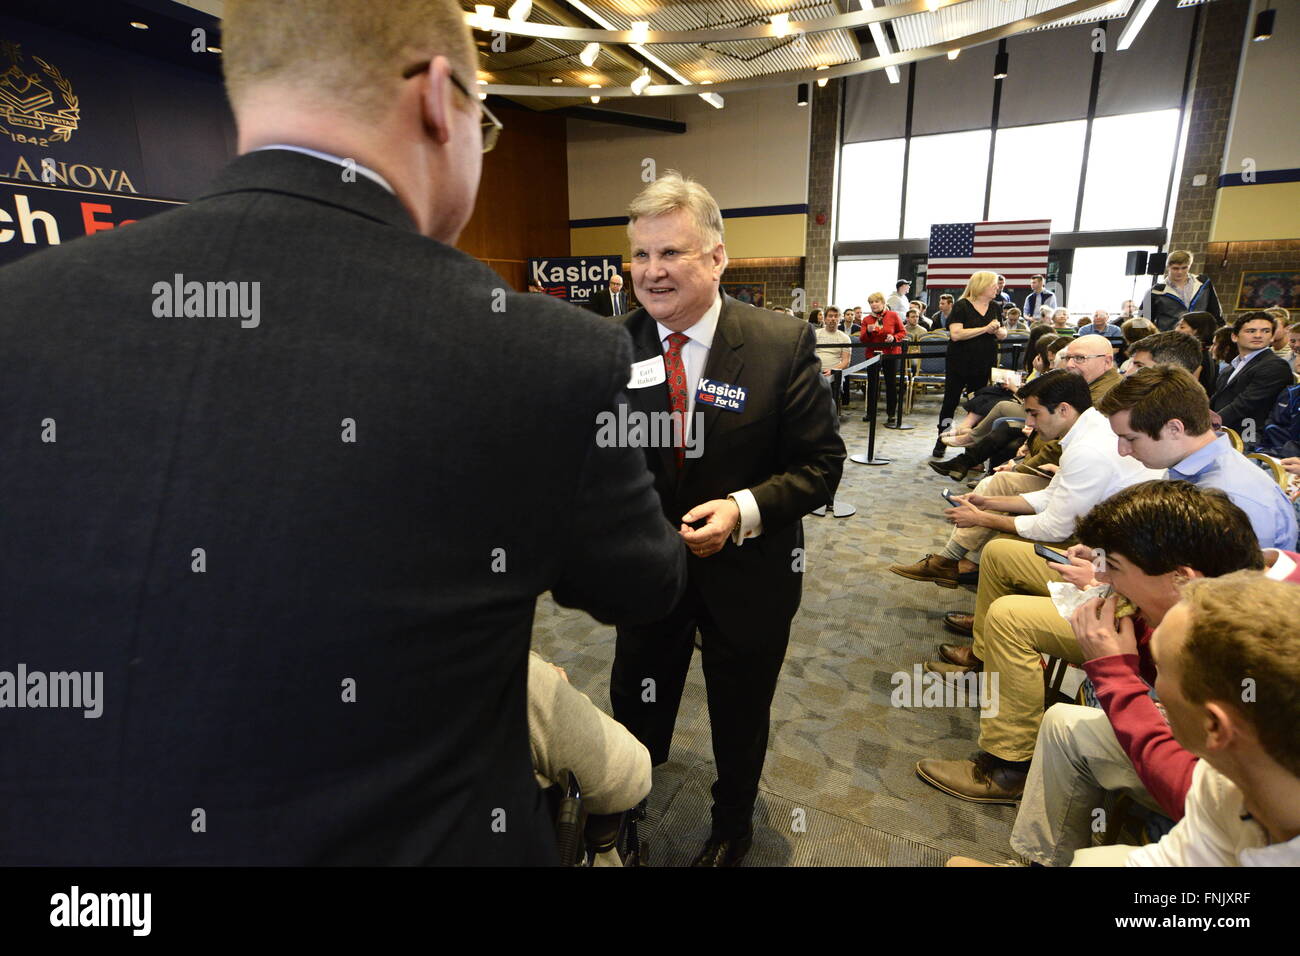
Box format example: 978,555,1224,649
926,220,1051,286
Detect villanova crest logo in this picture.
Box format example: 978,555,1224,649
0,39,80,146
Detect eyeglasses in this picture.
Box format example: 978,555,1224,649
401,62,503,153
1063,354,1108,363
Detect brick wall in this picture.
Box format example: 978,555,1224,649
1168,0,1300,314
724,258,806,310
802,79,842,311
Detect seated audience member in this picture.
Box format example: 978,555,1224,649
891,370,1161,586
1076,316,1093,330
1100,365,1298,549
946,483,1298,863
1266,306,1293,367
528,652,651,865
815,308,852,379
1085,309,1123,338
1118,317,1157,374
904,308,928,376
1123,330,1204,379
909,300,933,330
1257,381,1300,459
1118,299,1139,321
1036,304,1056,325
807,307,823,329
930,335,1120,480
1211,311,1294,435
1050,308,1073,331
1002,307,1030,332
1288,322,1300,374
1143,249,1223,331
1212,325,1237,370
1072,573,1300,866
1173,310,1220,392
931,293,956,329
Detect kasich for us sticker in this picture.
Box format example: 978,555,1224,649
696,378,747,412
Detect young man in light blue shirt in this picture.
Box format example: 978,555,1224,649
1100,366,1298,550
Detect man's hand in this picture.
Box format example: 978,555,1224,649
961,492,989,509
1071,594,1138,662
993,461,1015,473
1056,543,1100,590
680,498,740,558
1280,457,1300,477
944,497,986,528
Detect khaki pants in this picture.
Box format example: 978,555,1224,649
948,471,1051,560
971,538,1078,761
969,399,1025,440
1010,704,1164,867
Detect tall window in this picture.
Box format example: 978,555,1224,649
1067,246,1158,313
838,139,906,241
988,120,1087,230
903,130,990,238
833,257,899,311
1079,109,1182,230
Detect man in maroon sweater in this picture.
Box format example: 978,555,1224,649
989,481,1300,866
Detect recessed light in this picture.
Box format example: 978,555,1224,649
207,46,222,54
129,21,149,30
550,76,563,84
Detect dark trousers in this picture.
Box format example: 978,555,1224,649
937,365,992,435
883,358,900,420
611,576,793,839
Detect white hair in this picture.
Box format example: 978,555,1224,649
626,170,725,249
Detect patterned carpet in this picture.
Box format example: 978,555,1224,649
531,390,1019,866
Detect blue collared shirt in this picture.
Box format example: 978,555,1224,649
1168,435,1299,550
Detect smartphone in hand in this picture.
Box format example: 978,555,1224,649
1034,543,1071,565
941,489,958,507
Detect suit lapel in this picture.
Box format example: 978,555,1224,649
683,297,744,479
624,310,678,480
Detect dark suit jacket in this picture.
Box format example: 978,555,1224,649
0,149,685,865
588,285,628,318
1211,349,1295,434
621,295,844,634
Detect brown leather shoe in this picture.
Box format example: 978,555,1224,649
915,754,1027,805
923,658,980,675
939,643,980,667
943,612,974,636
889,554,959,588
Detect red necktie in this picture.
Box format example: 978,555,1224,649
664,332,690,469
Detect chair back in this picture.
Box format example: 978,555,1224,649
918,331,949,376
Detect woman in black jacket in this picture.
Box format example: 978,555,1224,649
933,270,1007,457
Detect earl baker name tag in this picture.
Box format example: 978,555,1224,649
696,378,747,412
628,355,666,389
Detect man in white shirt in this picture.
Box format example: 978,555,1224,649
814,308,852,376
1072,573,1300,866
887,280,911,314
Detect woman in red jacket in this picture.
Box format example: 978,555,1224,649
859,291,907,421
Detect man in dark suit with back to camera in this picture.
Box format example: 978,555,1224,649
0,0,685,866
610,171,846,866
589,272,629,318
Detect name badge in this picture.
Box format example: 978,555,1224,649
628,356,666,389
696,378,747,413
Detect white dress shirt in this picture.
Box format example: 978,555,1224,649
1013,408,1164,541
253,145,396,195
654,293,761,544
1125,761,1300,867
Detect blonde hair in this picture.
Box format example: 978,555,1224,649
960,271,998,302
1167,250,1193,268
222,0,476,118
626,171,725,250
867,292,885,305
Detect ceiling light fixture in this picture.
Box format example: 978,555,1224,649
1253,7,1275,41
207,46,222,54
796,83,809,106
589,83,601,103
864,2,900,85
994,49,1008,79
129,21,149,30
700,92,725,109
816,64,829,87
507,0,533,22
550,76,563,84
924,0,944,9
771,13,791,37
629,21,650,44
579,42,600,66
947,48,960,60
474,5,495,29
630,69,651,95
1116,0,1159,51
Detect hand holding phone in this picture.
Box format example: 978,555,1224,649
1034,543,1070,565
941,489,959,507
